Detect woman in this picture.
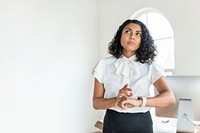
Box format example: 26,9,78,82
92,19,175,133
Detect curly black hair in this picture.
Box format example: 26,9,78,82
108,19,157,64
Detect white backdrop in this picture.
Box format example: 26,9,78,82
0,0,100,132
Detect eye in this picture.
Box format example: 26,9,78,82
125,29,131,34
136,32,142,37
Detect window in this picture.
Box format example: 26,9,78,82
130,8,175,73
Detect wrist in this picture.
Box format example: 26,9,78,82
137,98,143,107
138,97,147,107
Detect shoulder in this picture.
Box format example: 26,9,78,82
93,56,117,69
150,62,163,69
149,62,166,76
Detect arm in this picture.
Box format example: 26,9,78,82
118,76,176,108
146,76,176,107
92,78,117,110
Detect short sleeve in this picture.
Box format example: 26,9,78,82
92,59,105,84
150,63,166,84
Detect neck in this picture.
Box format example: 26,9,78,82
122,51,135,58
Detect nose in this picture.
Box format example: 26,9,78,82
130,35,134,40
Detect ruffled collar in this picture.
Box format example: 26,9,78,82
113,55,139,78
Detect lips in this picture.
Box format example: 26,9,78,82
127,42,135,45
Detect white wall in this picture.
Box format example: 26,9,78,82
98,0,200,75
0,0,100,132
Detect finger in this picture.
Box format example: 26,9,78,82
124,90,133,96
116,96,126,103
121,102,128,110
118,84,128,93
120,102,127,110
125,88,133,92
114,102,119,109
114,97,123,108
119,89,133,97
123,83,128,89
119,85,133,94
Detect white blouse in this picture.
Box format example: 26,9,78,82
92,55,165,113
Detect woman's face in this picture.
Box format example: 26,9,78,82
120,23,142,57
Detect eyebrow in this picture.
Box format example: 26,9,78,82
124,27,142,33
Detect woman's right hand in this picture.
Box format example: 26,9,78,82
115,84,133,109
117,84,133,99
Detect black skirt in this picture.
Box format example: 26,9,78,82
103,109,153,133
